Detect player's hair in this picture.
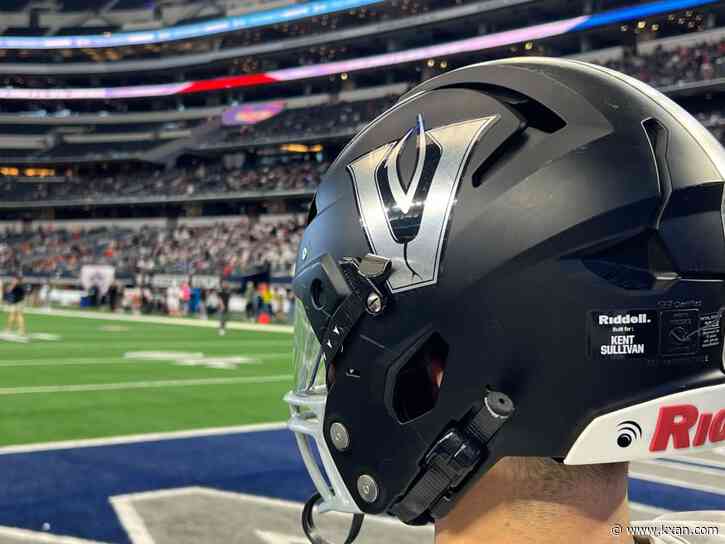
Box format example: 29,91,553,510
510,457,627,491
504,457,627,496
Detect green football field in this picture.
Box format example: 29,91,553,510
0,310,293,447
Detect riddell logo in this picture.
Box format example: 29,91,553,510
598,313,651,325
649,405,725,452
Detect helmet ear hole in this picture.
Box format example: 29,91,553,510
393,333,449,424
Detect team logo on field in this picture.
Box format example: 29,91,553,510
124,351,259,369
649,404,725,452
348,114,497,293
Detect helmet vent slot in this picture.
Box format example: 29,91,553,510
503,94,566,134
472,131,527,188
642,117,672,228
306,195,318,226
393,333,448,424
579,230,677,290
448,83,566,134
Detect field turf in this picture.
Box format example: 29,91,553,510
0,311,292,447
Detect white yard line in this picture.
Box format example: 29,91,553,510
0,353,290,368
0,374,292,396
0,526,106,544
111,487,434,531
110,496,156,544
1,307,294,334
629,502,671,520
0,421,287,455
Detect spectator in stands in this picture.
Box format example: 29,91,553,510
0,215,305,280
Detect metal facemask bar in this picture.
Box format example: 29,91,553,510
285,253,393,544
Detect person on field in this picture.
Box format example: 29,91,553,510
3,275,27,337
166,282,181,317
218,281,231,336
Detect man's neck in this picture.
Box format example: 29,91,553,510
434,458,631,544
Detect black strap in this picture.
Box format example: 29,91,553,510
302,493,365,544
391,391,514,524
311,257,390,386
390,461,453,523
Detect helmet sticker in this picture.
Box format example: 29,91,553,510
347,115,497,293
650,404,725,452
587,307,722,363
565,382,725,464
589,310,658,359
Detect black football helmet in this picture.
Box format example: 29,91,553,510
285,58,725,542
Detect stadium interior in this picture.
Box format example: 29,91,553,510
1,0,725,542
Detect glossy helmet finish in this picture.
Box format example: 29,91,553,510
285,58,725,527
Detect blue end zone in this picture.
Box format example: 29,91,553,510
0,430,313,543
0,429,722,543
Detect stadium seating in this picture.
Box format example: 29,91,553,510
0,161,325,203
0,215,304,278
604,39,725,87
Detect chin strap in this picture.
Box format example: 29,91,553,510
302,493,365,544
391,390,515,524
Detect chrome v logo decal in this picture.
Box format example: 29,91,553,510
375,115,441,251
383,114,433,215
348,114,498,293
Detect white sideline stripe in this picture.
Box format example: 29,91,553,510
667,453,725,471
0,353,291,368
110,496,156,544
0,421,287,455
629,470,725,496
636,458,725,479
1,307,294,334
629,502,671,519
110,487,434,532
0,375,292,396
0,526,105,544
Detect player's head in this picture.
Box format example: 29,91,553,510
285,58,725,538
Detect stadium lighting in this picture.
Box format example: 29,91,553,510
0,0,381,49
0,0,717,101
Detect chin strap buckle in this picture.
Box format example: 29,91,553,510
424,430,481,490
391,390,515,524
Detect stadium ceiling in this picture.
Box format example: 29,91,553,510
0,0,380,47
0,0,716,100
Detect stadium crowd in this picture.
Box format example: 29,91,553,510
0,161,326,203
603,38,725,87
0,215,304,278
